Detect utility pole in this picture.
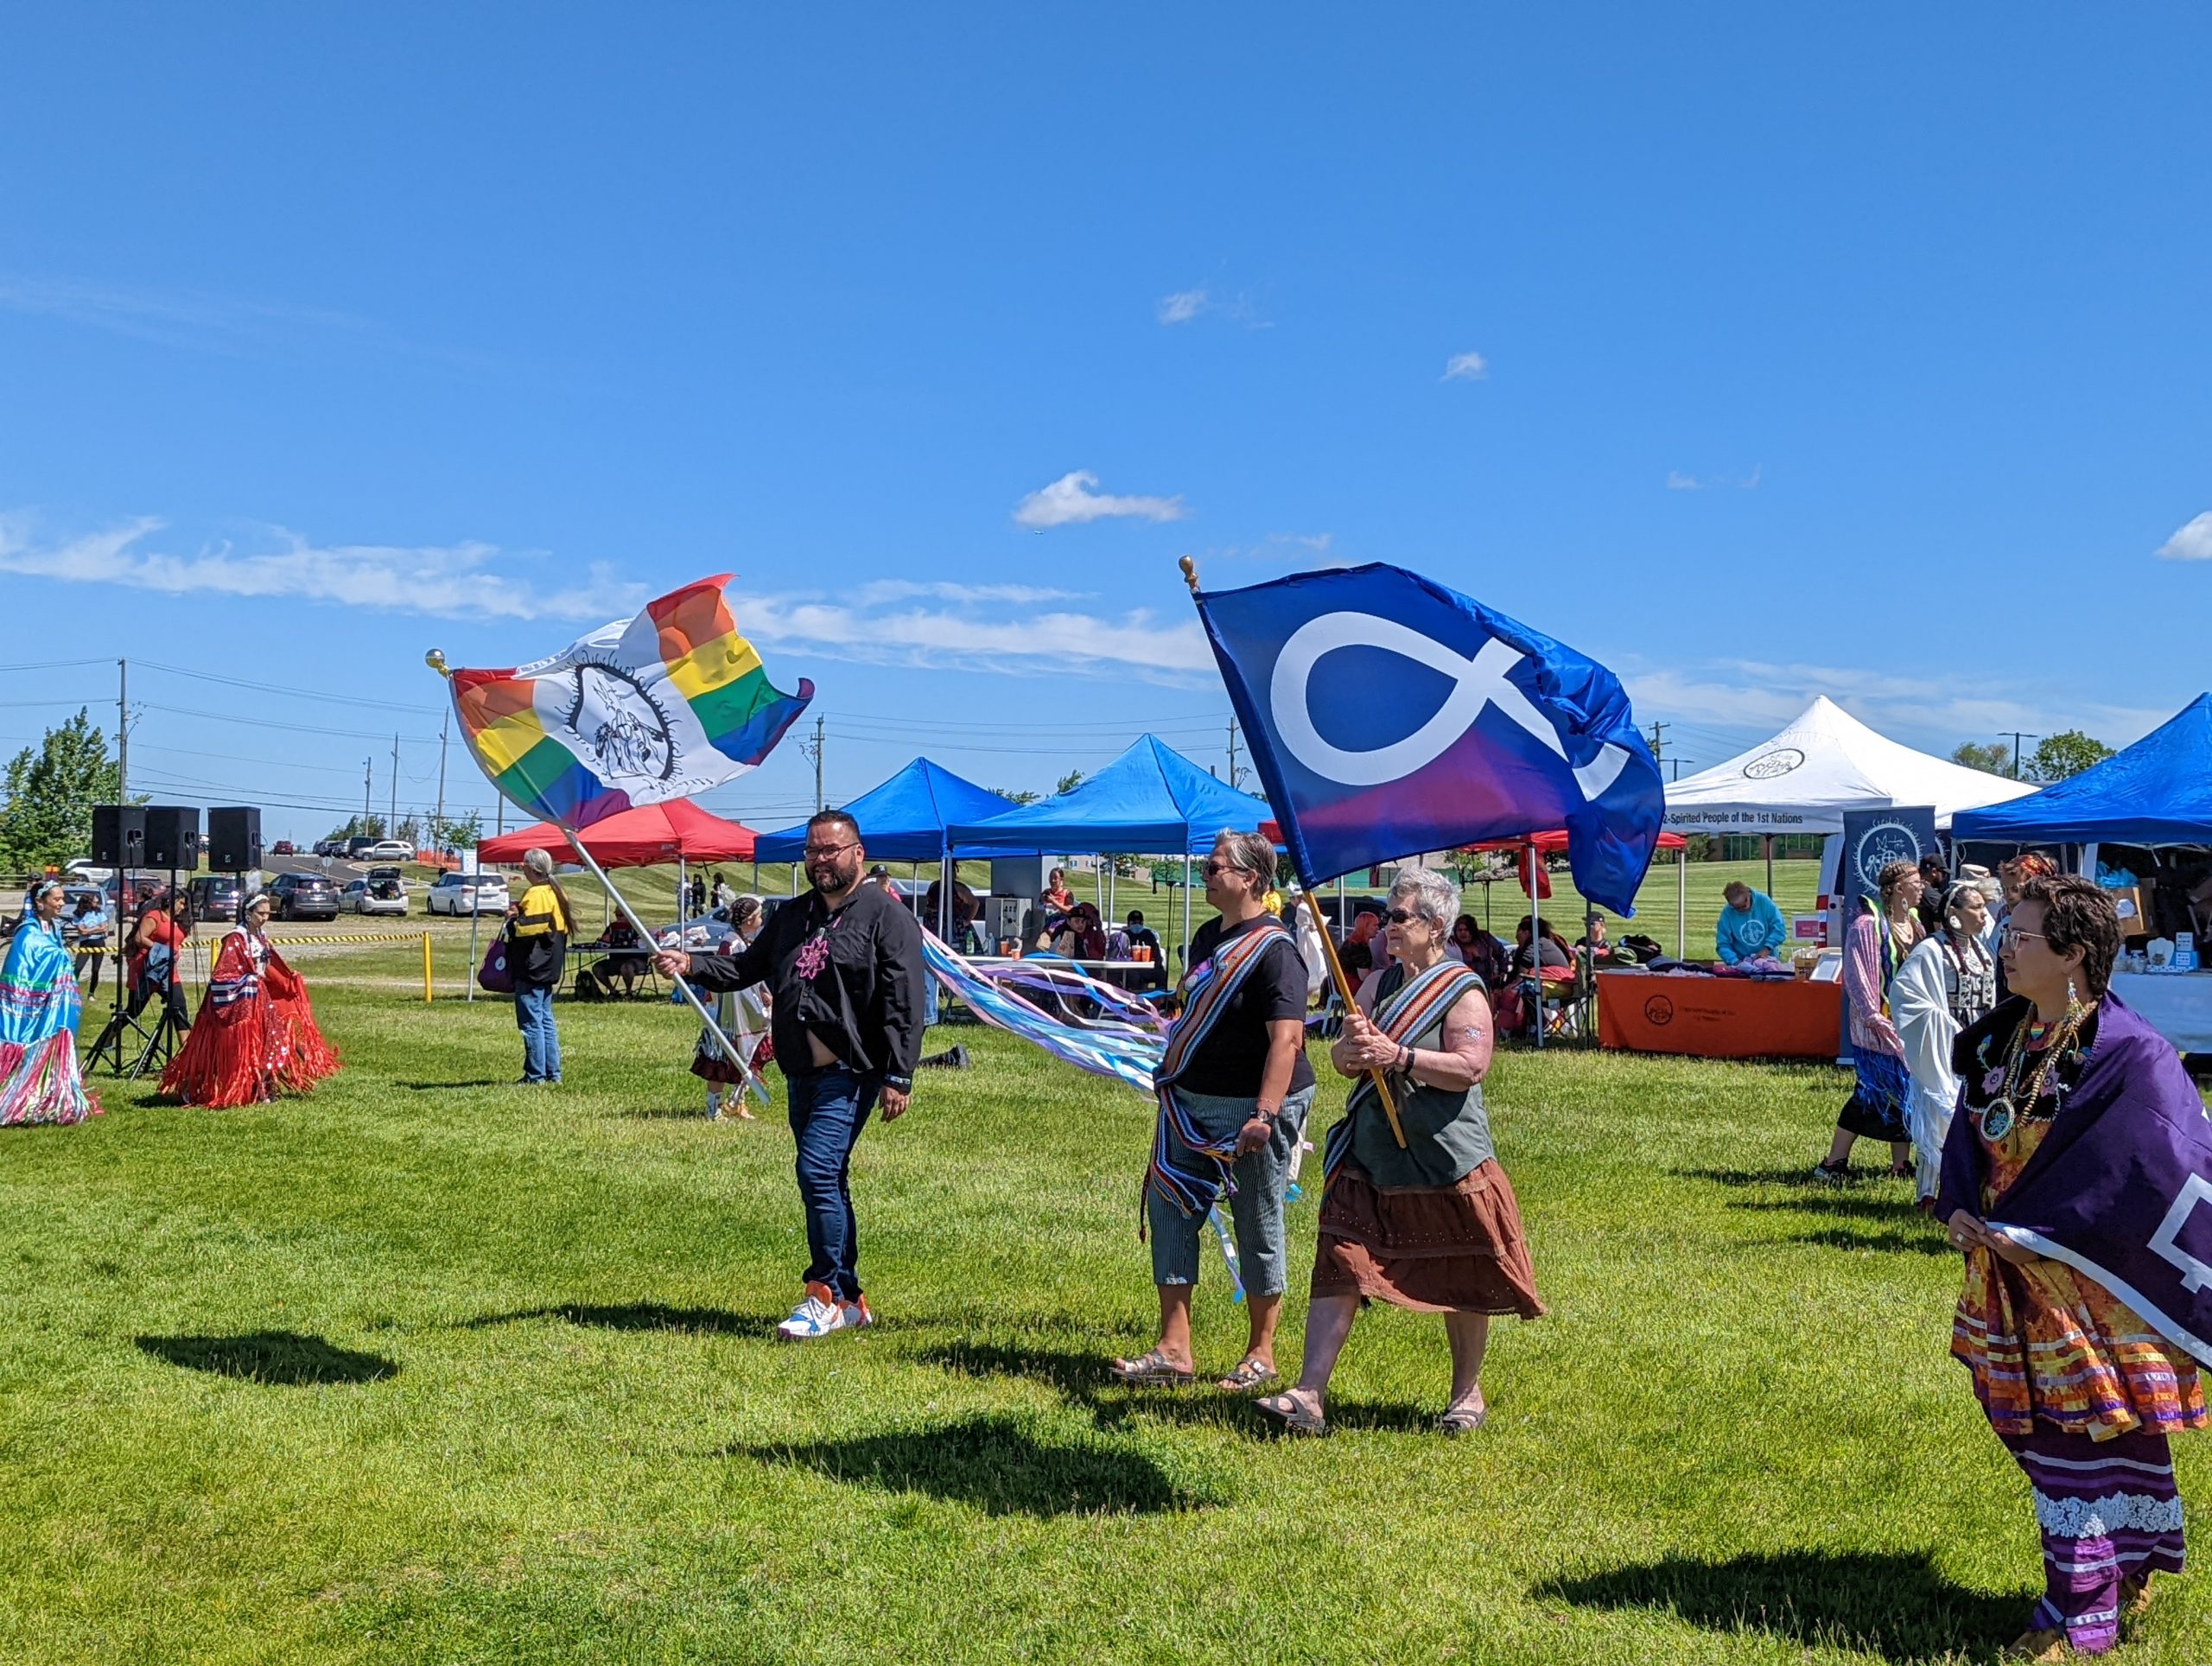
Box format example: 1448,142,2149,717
117,658,129,802
799,715,825,811
434,710,449,841
1669,757,1694,783
390,733,400,836
1226,716,1243,790
1646,721,1669,768
2000,730,2038,780
363,756,373,830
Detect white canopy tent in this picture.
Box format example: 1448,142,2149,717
1665,696,2034,836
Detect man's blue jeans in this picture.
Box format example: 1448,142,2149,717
785,1064,881,1301
514,982,562,1082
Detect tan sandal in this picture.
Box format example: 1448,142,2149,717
1217,1356,1279,1393
1108,1348,1195,1387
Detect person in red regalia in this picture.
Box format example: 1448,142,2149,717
161,889,339,1107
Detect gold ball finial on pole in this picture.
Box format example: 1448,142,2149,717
424,650,450,678
1178,556,1200,595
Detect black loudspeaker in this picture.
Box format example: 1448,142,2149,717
90,804,147,868
208,806,262,873
142,805,200,871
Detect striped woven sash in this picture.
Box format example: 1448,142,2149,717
1145,920,1292,1218
1325,958,1484,1178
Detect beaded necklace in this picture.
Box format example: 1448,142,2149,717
1980,1005,2084,1141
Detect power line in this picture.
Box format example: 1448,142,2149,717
134,659,442,715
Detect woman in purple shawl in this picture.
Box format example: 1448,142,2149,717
1938,874,2212,1659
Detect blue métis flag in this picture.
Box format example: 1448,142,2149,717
1193,563,1664,914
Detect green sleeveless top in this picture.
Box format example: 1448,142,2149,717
1336,960,1496,1189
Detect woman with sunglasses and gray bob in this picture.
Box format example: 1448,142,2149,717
1112,828,1314,1393
1259,866,1544,1437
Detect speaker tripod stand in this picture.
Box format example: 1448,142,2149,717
86,866,186,1081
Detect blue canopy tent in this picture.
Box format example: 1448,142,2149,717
753,758,1025,864
1953,695,2212,848
947,734,1276,957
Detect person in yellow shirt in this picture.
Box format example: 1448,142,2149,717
505,848,573,1084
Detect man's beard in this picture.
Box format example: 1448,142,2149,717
810,855,860,893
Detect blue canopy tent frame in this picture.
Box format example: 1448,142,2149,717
1953,695,2212,849
947,733,1277,967
754,757,1028,937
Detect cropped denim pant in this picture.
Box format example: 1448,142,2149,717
1146,1084,1313,1296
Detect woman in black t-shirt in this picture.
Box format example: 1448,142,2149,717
1111,829,1316,1394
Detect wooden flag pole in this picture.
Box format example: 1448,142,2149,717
1176,558,1406,1148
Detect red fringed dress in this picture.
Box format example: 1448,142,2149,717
161,928,339,1107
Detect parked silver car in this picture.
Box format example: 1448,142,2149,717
342,872,409,917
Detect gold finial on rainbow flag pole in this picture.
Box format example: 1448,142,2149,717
424,650,450,678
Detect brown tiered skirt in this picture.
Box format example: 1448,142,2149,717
1312,1157,1546,1317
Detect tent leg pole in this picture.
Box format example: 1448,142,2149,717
1677,846,1687,962
1764,834,1775,900
1528,843,1543,1052
1182,855,1192,977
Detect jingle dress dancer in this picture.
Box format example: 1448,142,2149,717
0,879,101,1126
161,891,339,1107
1939,876,2211,1661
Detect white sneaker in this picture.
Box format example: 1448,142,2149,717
778,1282,866,1339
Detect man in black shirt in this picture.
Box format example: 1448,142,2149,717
655,809,925,1339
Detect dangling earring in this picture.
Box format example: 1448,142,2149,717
2065,976,2085,1023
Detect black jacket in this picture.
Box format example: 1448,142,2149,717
685,882,925,1085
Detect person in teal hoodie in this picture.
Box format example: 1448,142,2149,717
1715,882,1789,964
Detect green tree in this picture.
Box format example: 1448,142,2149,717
1054,770,1085,796
0,709,124,874
2028,729,2114,783
1952,741,2015,778
435,811,483,850
989,787,1043,806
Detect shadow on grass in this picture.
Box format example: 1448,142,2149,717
396,1078,510,1091
137,1331,397,1386
1683,1166,1913,1193
464,1302,784,1339
1753,1227,1955,1258
912,1339,1437,1434
1537,1548,2020,1663
741,1412,1216,1516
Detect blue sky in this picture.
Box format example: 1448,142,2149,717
3,7,2208,842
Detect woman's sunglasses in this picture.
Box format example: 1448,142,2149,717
1386,907,1421,925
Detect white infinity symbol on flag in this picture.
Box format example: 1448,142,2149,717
1268,611,1631,798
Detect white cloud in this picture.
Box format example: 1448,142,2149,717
1665,466,1761,492
1157,288,1208,325
1273,531,1332,553
1013,470,1186,530
0,514,640,622
2157,511,2212,562
734,590,1213,684
1441,351,1489,382
854,579,1090,606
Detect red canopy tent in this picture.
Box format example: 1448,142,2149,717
480,798,759,867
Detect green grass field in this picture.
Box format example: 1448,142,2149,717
5,877,2206,1664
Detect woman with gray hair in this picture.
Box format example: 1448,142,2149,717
505,848,574,1085
1258,866,1545,1437
1111,827,1316,1391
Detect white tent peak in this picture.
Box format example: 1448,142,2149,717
1664,696,2036,833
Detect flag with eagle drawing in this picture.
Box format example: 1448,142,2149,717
447,575,813,829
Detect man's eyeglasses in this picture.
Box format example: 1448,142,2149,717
1999,925,2049,951
803,841,857,860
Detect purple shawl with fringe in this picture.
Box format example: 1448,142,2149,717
1937,992,2212,1365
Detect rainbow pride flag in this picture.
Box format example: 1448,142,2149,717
447,575,812,829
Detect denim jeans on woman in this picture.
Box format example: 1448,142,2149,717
514,982,562,1083
1146,1084,1314,1296
785,1064,884,1301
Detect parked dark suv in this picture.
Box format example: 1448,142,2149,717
270,872,340,921
187,874,242,922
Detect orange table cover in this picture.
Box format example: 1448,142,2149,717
1597,970,1840,1061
